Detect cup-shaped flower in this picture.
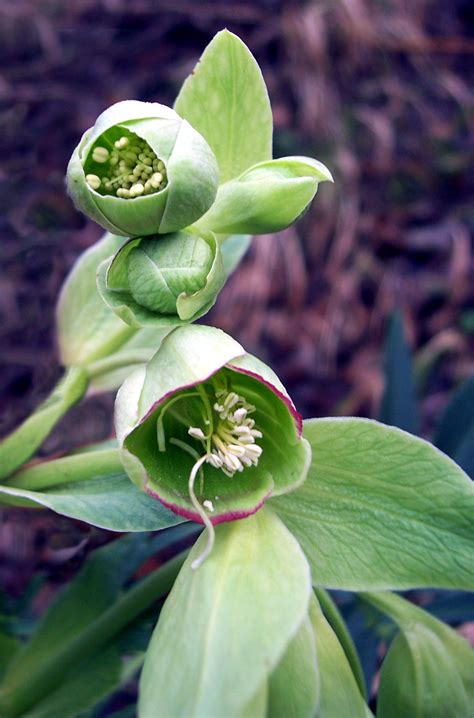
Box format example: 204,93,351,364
97,230,225,328
115,325,311,564
66,100,219,236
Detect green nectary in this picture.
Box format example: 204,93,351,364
66,100,219,237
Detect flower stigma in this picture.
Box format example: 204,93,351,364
85,130,168,199
156,376,264,569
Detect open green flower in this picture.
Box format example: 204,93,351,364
115,325,311,566
97,230,225,328
66,100,219,236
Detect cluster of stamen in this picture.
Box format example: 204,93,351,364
188,389,263,477
85,133,168,199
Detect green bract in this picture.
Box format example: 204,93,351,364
97,230,225,328
115,325,310,535
195,155,333,235
66,100,219,236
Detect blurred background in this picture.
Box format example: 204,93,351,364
0,0,473,707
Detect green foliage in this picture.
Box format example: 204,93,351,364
273,418,474,590
139,509,311,718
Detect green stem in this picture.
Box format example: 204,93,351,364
314,588,367,699
4,448,123,491
0,366,89,481
87,349,152,380
0,550,188,718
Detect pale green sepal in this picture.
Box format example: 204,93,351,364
138,325,245,417
56,232,133,366
376,625,470,718
309,595,369,718
195,156,333,235
272,418,474,590
240,683,267,718
0,366,88,481
360,591,474,699
268,614,319,718
174,30,272,183
138,508,311,718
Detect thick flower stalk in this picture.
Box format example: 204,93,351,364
67,100,219,236
115,325,311,566
97,230,225,328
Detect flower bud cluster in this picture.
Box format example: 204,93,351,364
85,132,168,199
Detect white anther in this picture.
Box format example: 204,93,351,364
130,182,144,197
85,174,101,190
115,137,129,149
227,444,246,457
245,444,263,458
233,408,247,421
151,172,163,188
203,500,214,513
251,430,263,438
233,425,251,435
223,393,239,411
188,427,205,441
92,146,109,163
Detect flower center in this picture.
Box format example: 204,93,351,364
188,388,263,477
155,379,264,568
84,130,168,199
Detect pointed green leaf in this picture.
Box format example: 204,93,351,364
175,30,272,183
376,625,470,718
309,596,368,718
379,311,419,434
268,615,319,718
314,588,366,698
360,591,474,700
196,156,333,235
139,508,311,718
272,418,474,590
0,450,183,532
0,366,88,481
57,232,133,366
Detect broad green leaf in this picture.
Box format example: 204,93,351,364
434,376,474,476
174,30,272,184
0,366,88,481
360,591,474,699
376,625,470,718
139,508,311,718
309,596,368,718
23,648,122,718
220,234,252,276
0,452,183,532
379,311,419,434
196,156,333,235
272,418,474,590
0,635,20,681
0,536,188,717
268,615,319,718
57,232,133,366
314,589,366,698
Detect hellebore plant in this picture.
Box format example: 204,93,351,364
0,30,472,718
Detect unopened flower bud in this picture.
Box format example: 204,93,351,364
97,231,225,328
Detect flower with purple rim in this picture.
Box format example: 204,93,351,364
115,324,311,566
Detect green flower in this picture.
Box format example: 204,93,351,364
97,230,225,328
66,100,219,236
115,325,310,567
